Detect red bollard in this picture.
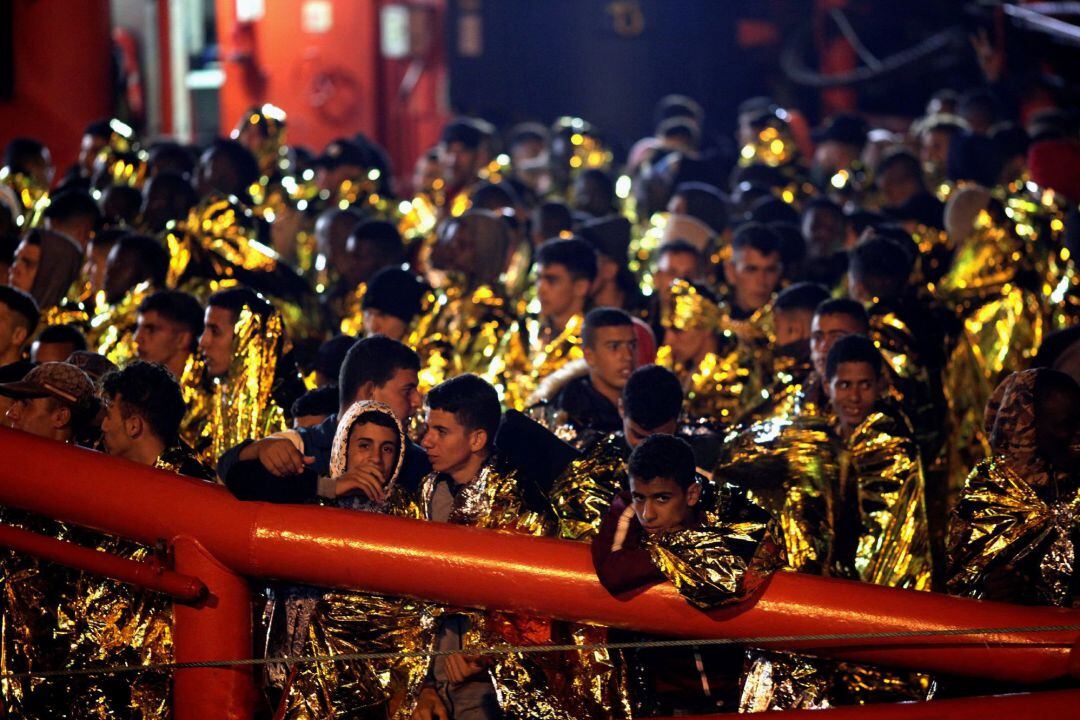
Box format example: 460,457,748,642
172,536,255,720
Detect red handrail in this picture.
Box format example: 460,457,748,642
0,427,1077,688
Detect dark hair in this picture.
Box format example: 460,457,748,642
877,149,923,184
655,94,704,128
672,182,728,233
100,185,143,226
535,237,598,282
349,219,404,265
748,196,799,226
803,196,845,220
628,433,696,490
774,282,831,314
657,117,700,148
137,290,205,351
825,334,883,380
507,122,548,149
731,221,782,257
363,266,426,322
0,285,40,333
622,365,682,430
470,181,519,212
350,409,400,435
114,234,170,288
102,360,186,445
44,189,102,228
207,138,260,190
426,373,501,448
533,201,573,240
206,286,272,322
143,172,198,223
3,138,47,175
147,141,196,178
315,335,357,381
658,239,702,262
814,298,869,333
83,119,113,138
583,307,634,347
291,385,340,419
769,221,807,269
37,323,87,351
848,237,912,300
338,335,420,410
1034,368,1080,413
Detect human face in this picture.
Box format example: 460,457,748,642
421,407,483,479
537,263,586,323
725,247,781,313
620,403,679,449
827,361,882,435
1035,388,1080,469
654,250,699,301
6,396,66,439
343,237,385,286
196,149,232,197
362,308,407,341
774,308,814,348
439,141,479,189
810,312,866,379
103,245,140,304
920,129,951,173
412,155,442,196
99,394,134,458
346,421,400,482
801,207,845,257
82,240,112,297
629,474,700,534
0,302,28,363
134,310,192,370
430,220,472,274
198,306,236,379
585,325,637,395
79,133,108,175
9,241,40,293
31,341,76,364
662,326,711,366
369,368,422,424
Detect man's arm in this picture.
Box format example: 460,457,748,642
223,459,320,503
591,492,665,596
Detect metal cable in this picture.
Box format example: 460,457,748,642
5,623,1079,681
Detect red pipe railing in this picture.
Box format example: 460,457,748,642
664,688,1080,719
0,523,207,602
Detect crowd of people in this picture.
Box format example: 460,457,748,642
0,58,1077,719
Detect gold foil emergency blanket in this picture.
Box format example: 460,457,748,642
410,284,516,395
643,483,781,611
203,305,287,465
165,195,277,289
496,313,585,411
550,434,629,542
663,279,723,332
715,414,838,575
0,167,49,228
89,281,152,366
656,342,762,431
738,650,934,712
337,281,367,337
177,353,212,458
844,409,932,590
946,458,1078,607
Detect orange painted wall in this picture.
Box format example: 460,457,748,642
215,0,448,194
0,0,112,181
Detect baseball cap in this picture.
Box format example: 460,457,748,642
0,361,97,413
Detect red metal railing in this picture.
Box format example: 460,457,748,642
0,427,1077,719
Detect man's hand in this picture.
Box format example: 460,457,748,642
444,653,491,684
256,438,313,477
411,686,448,720
334,459,387,502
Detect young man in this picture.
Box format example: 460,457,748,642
9,229,83,312
499,236,596,410
647,240,703,340
289,386,339,430
723,222,783,328
0,285,39,370
580,215,644,314
31,323,87,364
100,361,214,479
807,298,870,411
359,266,427,342
42,188,101,251
196,287,304,464
412,374,569,720
0,361,97,444
194,138,260,202
657,279,761,430
334,220,408,335
593,434,777,716
219,334,429,494
436,117,494,216
101,233,169,306
528,307,638,448
140,171,199,233
133,290,205,380
799,197,849,289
